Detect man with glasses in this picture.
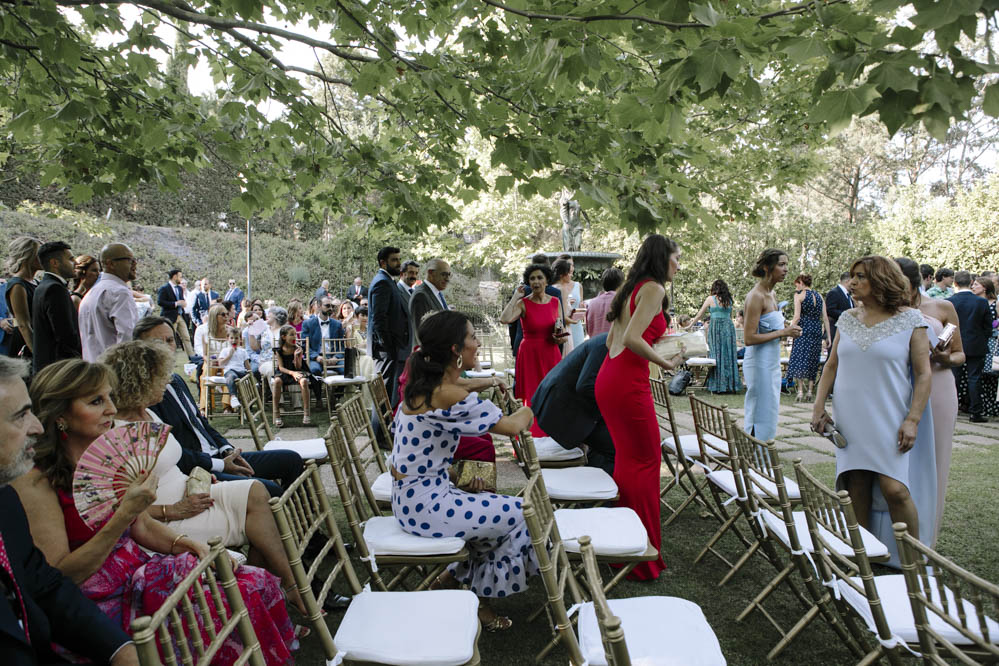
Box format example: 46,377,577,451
409,258,452,347
78,243,139,361
224,279,244,317
302,296,346,377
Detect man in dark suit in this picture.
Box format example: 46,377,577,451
135,317,304,496
31,241,81,374
409,259,450,346
368,246,410,446
0,356,137,665
948,271,994,422
157,269,195,357
346,277,368,304
192,276,219,326
301,297,346,376
531,334,614,474
824,271,854,343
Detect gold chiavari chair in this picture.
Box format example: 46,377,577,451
130,538,264,666
234,374,327,461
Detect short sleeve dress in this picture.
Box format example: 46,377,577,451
391,393,539,598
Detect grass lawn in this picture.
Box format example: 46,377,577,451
202,367,999,665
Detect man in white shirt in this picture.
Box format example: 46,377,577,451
78,243,139,361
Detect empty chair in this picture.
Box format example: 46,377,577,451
894,522,999,664
235,374,327,460
510,428,618,507
578,536,727,666
335,395,392,508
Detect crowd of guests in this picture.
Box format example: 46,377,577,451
1,230,997,661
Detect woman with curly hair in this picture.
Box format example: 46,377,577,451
13,357,300,663
811,256,932,552
98,341,307,614
690,279,740,393
70,254,100,310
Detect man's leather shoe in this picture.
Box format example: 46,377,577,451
970,414,988,423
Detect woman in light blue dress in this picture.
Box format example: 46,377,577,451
743,250,802,440
811,256,932,552
552,258,585,352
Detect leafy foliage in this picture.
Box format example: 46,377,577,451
0,0,996,235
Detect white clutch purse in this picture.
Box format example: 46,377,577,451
654,331,710,359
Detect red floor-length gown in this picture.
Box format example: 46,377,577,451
594,280,667,580
515,296,562,437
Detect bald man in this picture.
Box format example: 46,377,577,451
78,243,139,361
409,259,451,345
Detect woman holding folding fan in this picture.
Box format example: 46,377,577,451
12,357,297,664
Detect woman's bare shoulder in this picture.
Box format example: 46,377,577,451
432,384,471,410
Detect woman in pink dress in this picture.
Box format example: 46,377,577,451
14,359,297,664
501,263,569,436
896,257,964,541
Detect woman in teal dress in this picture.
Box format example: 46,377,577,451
691,279,740,393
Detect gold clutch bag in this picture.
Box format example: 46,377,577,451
451,460,497,493
185,466,213,497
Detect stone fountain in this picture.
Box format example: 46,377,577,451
538,193,622,300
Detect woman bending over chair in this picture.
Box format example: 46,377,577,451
394,310,537,631
13,358,299,664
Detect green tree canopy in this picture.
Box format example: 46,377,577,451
2,0,997,233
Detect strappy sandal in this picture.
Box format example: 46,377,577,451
480,613,513,632
293,624,311,640
274,417,283,428
302,415,312,426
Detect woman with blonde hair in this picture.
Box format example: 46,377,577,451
286,299,305,332
99,341,307,614
14,358,299,663
812,256,932,558
70,254,100,310
4,236,41,359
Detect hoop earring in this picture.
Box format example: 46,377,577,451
456,355,463,369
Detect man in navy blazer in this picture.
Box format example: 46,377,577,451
136,317,303,496
192,276,219,326
0,356,137,666
157,269,195,357
301,297,346,376
223,279,245,317
947,271,994,422
531,334,614,474
368,246,411,446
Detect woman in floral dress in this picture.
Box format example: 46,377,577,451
391,310,536,631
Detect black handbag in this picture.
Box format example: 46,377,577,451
668,369,692,395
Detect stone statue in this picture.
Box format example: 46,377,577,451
559,189,585,253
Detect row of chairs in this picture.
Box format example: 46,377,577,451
654,380,999,665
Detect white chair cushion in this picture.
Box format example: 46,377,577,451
577,596,726,666
204,375,227,385
760,510,889,559
334,589,479,666
541,467,618,501
262,437,327,460
363,516,465,556
371,471,392,502
555,508,649,556
534,436,584,462
686,357,717,366
837,574,999,646
707,469,800,501
324,374,367,386
662,433,728,460
464,369,496,378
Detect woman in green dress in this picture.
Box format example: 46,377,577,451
691,279,741,393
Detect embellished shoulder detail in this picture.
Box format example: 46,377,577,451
838,308,927,352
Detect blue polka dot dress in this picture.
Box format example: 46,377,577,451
390,393,539,598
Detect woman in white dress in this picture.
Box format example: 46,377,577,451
100,340,306,612
552,258,585,352
811,256,932,541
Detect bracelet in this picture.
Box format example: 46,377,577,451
170,534,187,554
161,505,168,521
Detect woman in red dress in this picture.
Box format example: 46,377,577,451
501,263,569,436
595,235,685,581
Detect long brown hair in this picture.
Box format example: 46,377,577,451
607,234,678,322
30,359,116,492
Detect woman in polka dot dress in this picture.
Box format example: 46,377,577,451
391,310,537,631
